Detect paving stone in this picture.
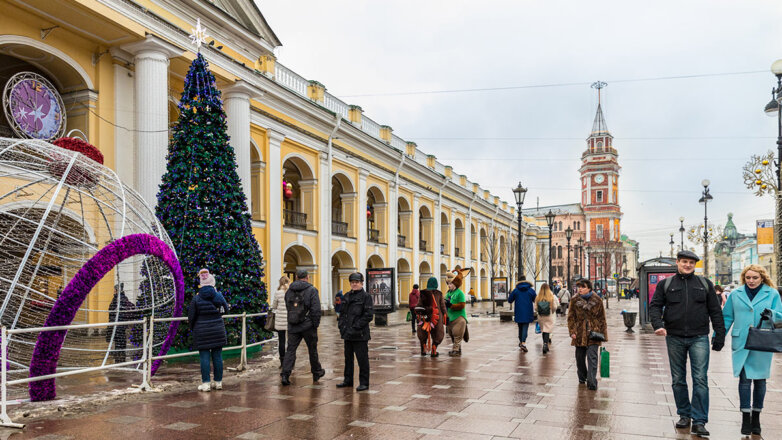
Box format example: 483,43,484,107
107,415,146,424
163,422,200,431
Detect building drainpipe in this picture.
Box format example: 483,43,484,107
325,114,342,310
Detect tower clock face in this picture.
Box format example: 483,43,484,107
594,174,605,184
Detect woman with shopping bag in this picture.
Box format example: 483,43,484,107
722,264,782,435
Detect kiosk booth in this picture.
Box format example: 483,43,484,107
638,257,677,329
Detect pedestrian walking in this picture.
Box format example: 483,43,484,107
336,272,374,391
508,276,536,353
106,283,135,363
445,267,471,357
535,283,560,354
416,277,446,357
270,276,290,368
722,264,782,435
568,279,607,390
334,290,344,318
468,288,477,306
189,269,230,392
408,284,420,335
281,270,325,386
557,284,571,316
649,250,726,437
714,285,726,308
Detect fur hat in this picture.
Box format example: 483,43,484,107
198,268,216,287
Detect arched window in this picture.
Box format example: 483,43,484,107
559,221,563,230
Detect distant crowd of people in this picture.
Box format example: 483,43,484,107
180,249,781,438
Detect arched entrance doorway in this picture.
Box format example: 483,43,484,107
283,244,315,281
331,250,355,300
397,258,412,304
480,268,489,299
419,261,432,290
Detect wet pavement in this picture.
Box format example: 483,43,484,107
1,299,780,439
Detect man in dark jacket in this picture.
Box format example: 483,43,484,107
649,250,726,437
281,270,325,386
336,272,374,391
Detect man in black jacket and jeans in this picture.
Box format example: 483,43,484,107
650,250,726,437
336,272,374,391
281,270,325,386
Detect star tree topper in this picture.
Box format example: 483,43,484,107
189,18,208,51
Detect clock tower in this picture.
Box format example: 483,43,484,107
580,84,622,281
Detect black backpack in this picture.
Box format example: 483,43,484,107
662,275,709,294
287,290,308,325
537,300,551,316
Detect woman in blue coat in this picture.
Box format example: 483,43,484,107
508,277,537,353
722,264,782,435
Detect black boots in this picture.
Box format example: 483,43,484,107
542,343,549,354
280,375,291,386
741,412,751,435
751,410,761,435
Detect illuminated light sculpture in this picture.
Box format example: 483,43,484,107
0,137,183,401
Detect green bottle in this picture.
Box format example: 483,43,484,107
600,347,610,378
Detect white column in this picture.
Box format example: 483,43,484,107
224,80,262,207
449,210,456,269
358,169,369,272
318,152,331,310
465,215,472,292
434,200,442,277
412,193,420,285
389,181,400,304
121,36,182,208
268,129,285,285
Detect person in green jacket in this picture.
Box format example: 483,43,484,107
445,267,470,356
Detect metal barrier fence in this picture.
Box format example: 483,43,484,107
0,312,273,429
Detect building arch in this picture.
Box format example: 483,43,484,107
331,172,356,237
331,249,355,298
418,205,433,252
282,155,316,230
419,260,432,288
367,254,384,269
0,35,94,91
282,243,315,280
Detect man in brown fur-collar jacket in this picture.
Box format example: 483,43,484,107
567,279,607,390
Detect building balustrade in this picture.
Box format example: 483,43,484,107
455,247,461,257
332,220,348,237
398,235,406,247
368,228,380,243
284,209,307,230
420,239,427,251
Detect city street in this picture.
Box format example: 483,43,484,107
1,299,778,439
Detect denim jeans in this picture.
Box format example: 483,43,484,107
739,368,766,412
199,348,223,383
666,335,710,424
517,322,529,343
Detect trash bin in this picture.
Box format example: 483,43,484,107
623,312,637,333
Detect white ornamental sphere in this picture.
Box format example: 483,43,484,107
0,137,180,388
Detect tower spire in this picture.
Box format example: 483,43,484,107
590,81,609,136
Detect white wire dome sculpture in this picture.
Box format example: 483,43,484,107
0,137,183,396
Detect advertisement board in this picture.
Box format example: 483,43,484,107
491,277,509,301
647,272,675,303
366,267,395,313
757,219,774,254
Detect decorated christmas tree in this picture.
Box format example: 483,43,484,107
156,52,268,348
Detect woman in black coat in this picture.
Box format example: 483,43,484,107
188,269,229,392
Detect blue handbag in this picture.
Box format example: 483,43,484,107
535,322,541,334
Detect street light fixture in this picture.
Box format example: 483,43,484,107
512,182,528,280
545,210,556,286
699,179,713,278
678,217,685,251
764,59,782,285
565,226,573,289
669,233,675,257
577,237,585,279
585,244,592,286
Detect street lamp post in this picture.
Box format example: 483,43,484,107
699,179,714,279
586,244,592,286
512,182,528,281
545,210,556,286
764,59,782,285
565,226,573,289
577,237,584,279
679,217,685,251
669,233,675,257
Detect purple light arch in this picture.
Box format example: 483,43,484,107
28,234,184,401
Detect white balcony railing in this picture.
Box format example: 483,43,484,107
361,116,382,138
323,92,349,119
274,63,308,96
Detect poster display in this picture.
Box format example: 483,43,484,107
647,272,674,303
757,219,774,254
491,277,509,301
367,267,395,313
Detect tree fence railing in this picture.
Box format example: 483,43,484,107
1,312,272,429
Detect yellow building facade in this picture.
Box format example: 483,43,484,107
0,0,550,313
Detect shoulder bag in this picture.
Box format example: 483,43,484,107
264,309,276,331
745,311,782,353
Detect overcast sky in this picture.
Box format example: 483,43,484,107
258,0,782,260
